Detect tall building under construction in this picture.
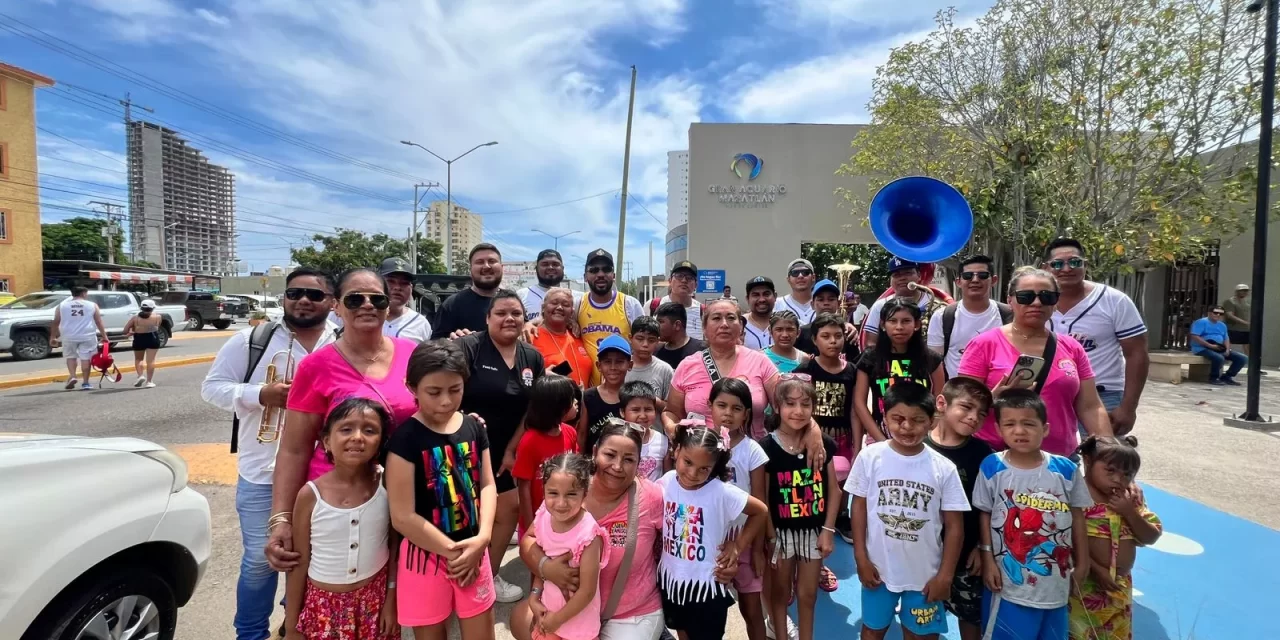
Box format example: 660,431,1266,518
128,121,236,274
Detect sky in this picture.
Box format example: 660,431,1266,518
2,0,995,278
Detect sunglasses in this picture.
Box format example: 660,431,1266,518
587,266,614,275
1013,290,1061,306
960,271,992,281
1048,257,1086,270
1210,310,1224,315
342,292,391,310
789,269,813,278
779,372,813,382
284,287,328,302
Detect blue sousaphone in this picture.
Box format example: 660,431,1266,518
867,176,974,264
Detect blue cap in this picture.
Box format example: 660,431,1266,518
813,279,840,295
596,334,632,358
887,256,921,273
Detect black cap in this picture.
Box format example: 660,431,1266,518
586,248,614,267
378,256,413,277
536,249,563,262
745,276,774,293
671,260,697,276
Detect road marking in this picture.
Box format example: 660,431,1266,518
172,442,238,485
169,330,236,342
0,354,217,390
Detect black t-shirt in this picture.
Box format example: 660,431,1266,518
925,433,993,570
458,331,544,471
855,350,942,433
656,337,707,370
430,288,494,339
760,433,838,532
386,415,489,545
581,387,623,453
794,358,857,450
795,324,860,362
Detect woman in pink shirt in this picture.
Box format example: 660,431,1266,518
264,267,418,572
956,266,1112,456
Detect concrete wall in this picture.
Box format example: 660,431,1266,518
685,124,875,290
1216,217,1280,367
0,73,45,295
221,275,287,296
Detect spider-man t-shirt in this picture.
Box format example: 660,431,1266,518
970,451,1093,609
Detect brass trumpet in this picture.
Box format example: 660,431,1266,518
830,263,860,315
257,331,296,444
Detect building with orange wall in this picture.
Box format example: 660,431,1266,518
0,61,55,295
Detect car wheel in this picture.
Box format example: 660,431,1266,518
188,313,205,331
41,570,177,640
156,327,171,349
211,320,232,330
12,330,51,361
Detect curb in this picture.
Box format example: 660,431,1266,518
0,355,217,390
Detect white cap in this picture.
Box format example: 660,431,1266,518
140,299,156,310
1236,283,1250,291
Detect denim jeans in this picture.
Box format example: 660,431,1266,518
235,477,279,640
1201,348,1247,381
1077,388,1125,442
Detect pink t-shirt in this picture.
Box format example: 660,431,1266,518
596,478,664,620
671,346,779,439
957,328,1095,457
287,338,418,479
533,505,610,640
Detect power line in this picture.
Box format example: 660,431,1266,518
625,193,665,227
35,126,127,166
39,154,127,174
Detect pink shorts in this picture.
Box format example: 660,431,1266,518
833,456,851,483
734,546,763,594
396,540,496,627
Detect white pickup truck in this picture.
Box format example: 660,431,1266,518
0,291,187,361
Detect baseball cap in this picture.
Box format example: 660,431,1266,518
671,260,698,276
1236,283,1250,291
745,276,775,293
586,248,614,267
536,249,563,263
813,279,840,295
140,299,156,310
378,256,413,277
787,258,814,273
887,256,921,273
596,334,632,359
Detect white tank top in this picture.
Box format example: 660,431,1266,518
305,481,390,584
58,298,99,340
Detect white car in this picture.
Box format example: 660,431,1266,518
0,434,211,640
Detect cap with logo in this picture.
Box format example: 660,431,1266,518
745,276,775,293
596,334,632,358
887,256,921,273
536,249,563,263
813,279,840,295
787,258,814,273
671,260,698,276
1236,283,1250,291
378,256,414,277
586,248,615,267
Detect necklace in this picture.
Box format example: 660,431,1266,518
1011,324,1046,341
343,338,386,364
775,430,805,458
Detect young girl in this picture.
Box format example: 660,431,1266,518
285,398,397,640
527,453,608,640
763,378,840,640
709,378,769,640
854,297,943,443
514,375,581,537
620,380,671,481
765,310,809,374
659,424,769,640
123,300,163,388
386,341,498,640
1070,436,1163,640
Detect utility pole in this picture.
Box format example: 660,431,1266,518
617,65,638,269
400,140,496,273
88,201,125,264
648,241,654,302
410,183,435,274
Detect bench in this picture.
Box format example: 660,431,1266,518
1148,351,1210,384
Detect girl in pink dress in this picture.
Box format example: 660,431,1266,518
528,453,609,640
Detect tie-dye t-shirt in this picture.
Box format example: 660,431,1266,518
386,415,490,548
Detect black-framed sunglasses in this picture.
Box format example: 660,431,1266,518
1013,290,1061,306
284,287,329,302
342,292,391,310
1209,310,1225,316
1048,257,1086,270
960,271,992,281
587,265,614,275
789,269,813,278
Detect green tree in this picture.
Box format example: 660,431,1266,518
291,229,445,275
42,217,124,263
802,243,893,294
836,0,1269,277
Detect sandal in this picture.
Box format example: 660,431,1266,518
819,565,838,592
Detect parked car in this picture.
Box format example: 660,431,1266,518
237,294,284,323
0,434,211,640
157,291,248,331
0,291,185,361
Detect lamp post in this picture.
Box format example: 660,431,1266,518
531,228,580,251
400,139,499,273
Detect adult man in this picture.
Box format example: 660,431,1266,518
50,286,108,390
518,249,584,323
722,285,733,299
654,300,707,369
379,256,432,342
847,292,869,328
773,258,818,323
431,242,504,339
1044,238,1150,434
201,267,337,640
862,257,947,348
743,275,777,350
1222,283,1252,356
650,260,703,340
795,279,859,360
927,255,1011,378
578,248,645,383
1189,305,1247,385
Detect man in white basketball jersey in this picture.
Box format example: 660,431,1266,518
50,286,108,390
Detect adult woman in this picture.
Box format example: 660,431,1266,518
530,287,594,387
457,288,546,604
956,266,1112,456
265,268,418,571
510,421,667,640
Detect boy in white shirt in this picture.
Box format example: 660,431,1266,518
847,381,970,640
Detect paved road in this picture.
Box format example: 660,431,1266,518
0,329,236,376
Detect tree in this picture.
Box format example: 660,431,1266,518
291,229,445,275
42,217,124,263
836,0,1269,277
801,243,893,294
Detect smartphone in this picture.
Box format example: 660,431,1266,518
1009,355,1045,388
552,360,573,376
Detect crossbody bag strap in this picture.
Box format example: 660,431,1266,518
600,480,640,620
700,348,723,383
1033,332,1058,394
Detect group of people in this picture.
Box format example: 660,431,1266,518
201,236,1168,640
52,286,169,390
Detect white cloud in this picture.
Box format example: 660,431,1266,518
755,0,990,31
194,8,229,26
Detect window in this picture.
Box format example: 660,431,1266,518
0,276,11,293
0,142,7,179
0,209,8,243
97,293,134,309
665,234,687,254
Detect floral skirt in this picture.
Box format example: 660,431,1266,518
1069,571,1133,640
297,566,392,639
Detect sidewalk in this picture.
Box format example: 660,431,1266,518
0,353,216,390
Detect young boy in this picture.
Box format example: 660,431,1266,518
619,380,670,480
972,388,1092,640
795,312,861,471
925,378,996,640
579,333,632,454
847,381,969,640
626,316,674,400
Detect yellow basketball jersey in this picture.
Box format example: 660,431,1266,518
578,292,631,386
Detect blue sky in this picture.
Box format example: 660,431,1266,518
3,0,993,276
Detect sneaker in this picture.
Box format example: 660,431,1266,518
145,382,156,388
81,382,93,390
493,575,524,603
134,376,147,388
765,616,799,640
64,378,77,390
1210,378,1226,386
1223,377,1241,386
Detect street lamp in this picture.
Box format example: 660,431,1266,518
531,228,580,251
400,139,499,273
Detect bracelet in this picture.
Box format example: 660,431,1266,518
537,555,550,580
977,544,993,552
530,587,543,597
821,526,837,534
387,581,397,589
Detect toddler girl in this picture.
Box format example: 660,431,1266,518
854,297,943,443
514,375,581,537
